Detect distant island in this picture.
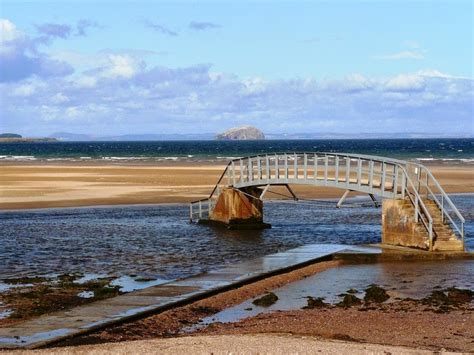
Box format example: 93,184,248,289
216,126,265,140
0,133,58,142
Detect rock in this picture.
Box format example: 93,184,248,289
337,294,362,307
252,292,278,307
303,296,328,309
423,290,450,305
447,288,473,303
216,126,265,140
364,285,390,303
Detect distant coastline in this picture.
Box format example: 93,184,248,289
0,137,58,143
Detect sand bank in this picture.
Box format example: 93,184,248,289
1,163,472,210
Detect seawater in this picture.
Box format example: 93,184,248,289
0,139,473,163
1,195,472,281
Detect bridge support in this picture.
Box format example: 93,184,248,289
336,190,351,208
382,199,430,250
208,187,271,229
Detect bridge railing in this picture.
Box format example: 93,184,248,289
406,162,465,244
226,152,406,199
189,152,464,249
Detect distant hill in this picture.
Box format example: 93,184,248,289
216,126,265,140
50,132,215,141
0,133,22,138
45,131,473,141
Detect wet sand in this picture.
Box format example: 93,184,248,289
1,163,472,210
50,258,474,353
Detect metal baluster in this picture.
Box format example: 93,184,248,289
257,156,261,181
294,153,298,179
381,162,386,197
324,155,328,184
304,153,308,180
393,165,399,198
401,173,406,199
284,153,288,180
265,155,270,182
314,153,318,181
231,161,236,186
425,173,429,199
369,160,374,192
335,156,339,183
248,158,253,182
345,157,350,187
357,158,362,188
275,154,279,179
239,159,243,184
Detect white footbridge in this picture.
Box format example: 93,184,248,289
190,152,465,251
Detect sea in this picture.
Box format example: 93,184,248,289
0,138,473,286
0,138,473,163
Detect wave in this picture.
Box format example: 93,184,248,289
1,155,473,164
416,157,474,163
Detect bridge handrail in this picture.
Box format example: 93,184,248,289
407,161,465,242
228,152,409,166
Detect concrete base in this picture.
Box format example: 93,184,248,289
381,199,430,250
209,187,271,229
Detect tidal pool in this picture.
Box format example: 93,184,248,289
192,260,474,328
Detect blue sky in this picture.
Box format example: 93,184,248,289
0,0,472,136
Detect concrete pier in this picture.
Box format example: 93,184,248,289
207,187,270,229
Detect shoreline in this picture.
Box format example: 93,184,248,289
45,256,474,353
1,162,473,210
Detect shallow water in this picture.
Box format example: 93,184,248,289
191,260,474,328
1,195,472,282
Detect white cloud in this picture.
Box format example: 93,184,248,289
375,50,424,60
1,62,472,135
72,75,97,88
12,83,36,97
51,92,69,104
0,18,73,82
241,77,268,95
385,74,425,92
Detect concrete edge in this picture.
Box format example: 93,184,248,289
28,254,335,350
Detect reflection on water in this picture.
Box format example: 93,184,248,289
192,260,474,328
1,195,472,281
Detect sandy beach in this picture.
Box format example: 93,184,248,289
1,163,472,210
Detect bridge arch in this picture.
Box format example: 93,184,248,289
190,152,465,251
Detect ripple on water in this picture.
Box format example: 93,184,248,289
0,195,472,281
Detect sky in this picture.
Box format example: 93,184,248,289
0,0,473,136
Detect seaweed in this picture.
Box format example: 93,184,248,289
364,285,390,303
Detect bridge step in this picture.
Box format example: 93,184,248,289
421,199,463,250
433,239,464,251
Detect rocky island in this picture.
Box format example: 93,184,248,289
216,126,265,140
